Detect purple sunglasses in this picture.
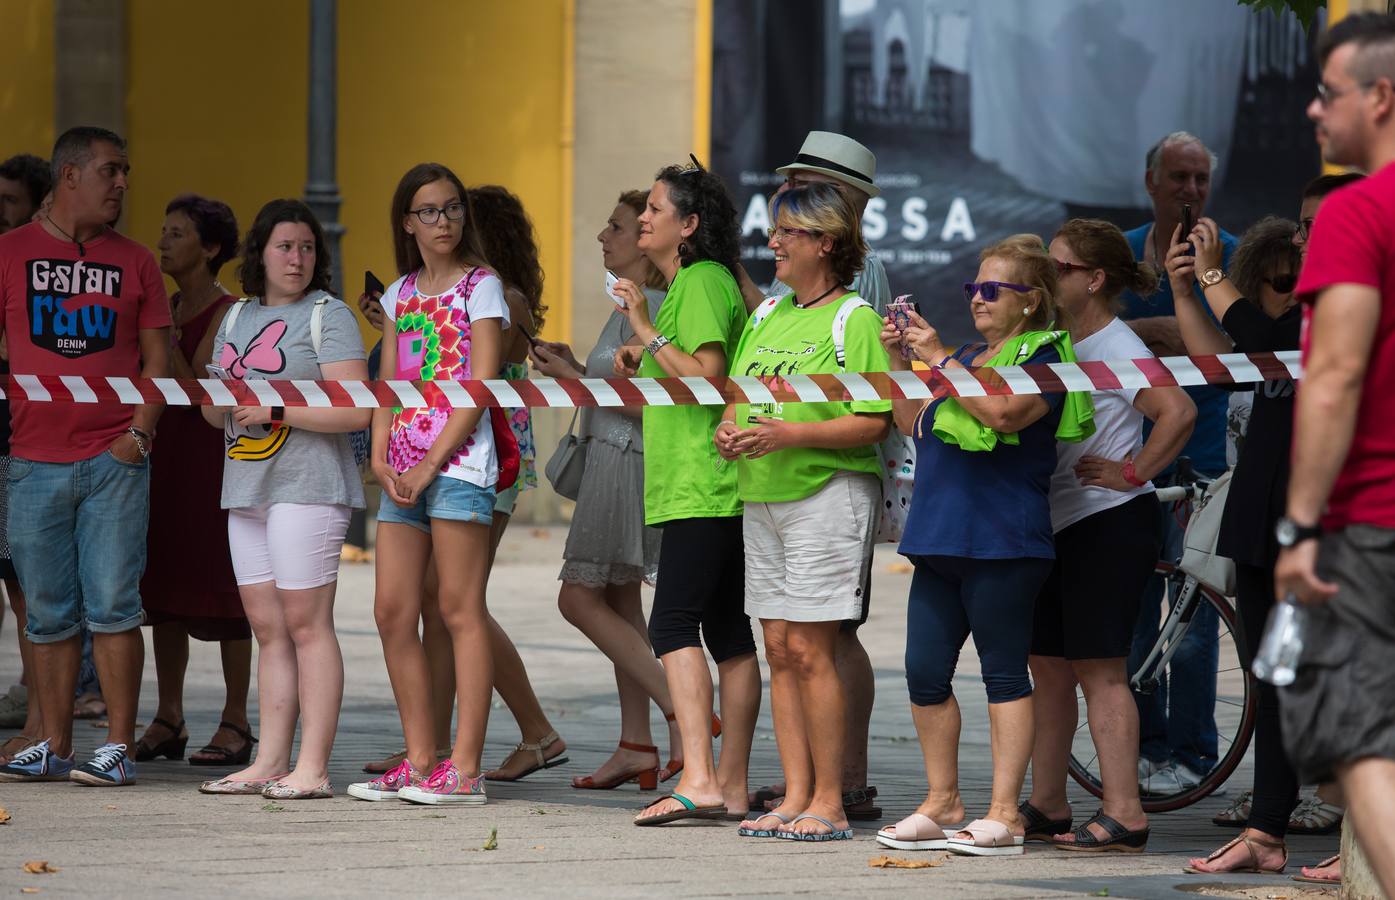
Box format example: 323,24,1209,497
963,281,1034,302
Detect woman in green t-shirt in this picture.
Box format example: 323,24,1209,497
718,183,892,842
610,160,759,827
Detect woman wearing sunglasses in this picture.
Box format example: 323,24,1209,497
1020,219,1196,854
1167,210,1329,876
875,236,1094,857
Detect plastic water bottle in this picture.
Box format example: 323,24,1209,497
1252,595,1308,687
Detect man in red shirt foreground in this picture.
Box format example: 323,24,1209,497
0,127,170,786
1276,13,1395,896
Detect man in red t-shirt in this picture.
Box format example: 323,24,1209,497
1275,14,1395,895
0,127,170,788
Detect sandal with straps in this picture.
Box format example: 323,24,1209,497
1054,810,1149,853
1293,853,1341,884
1019,800,1072,842
189,721,257,767
484,730,568,782
1185,832,1288,874
133,716,188,762
572,741,660,791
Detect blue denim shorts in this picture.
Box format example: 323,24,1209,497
377,475,494,533
8,450,151,643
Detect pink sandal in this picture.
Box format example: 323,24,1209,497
876,813,950,851
947,819,1025,856
1293,854,1341,884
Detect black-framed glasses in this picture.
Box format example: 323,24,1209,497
1265,273,1298,294
1296,217,1314,242
963,281,1034,302
1053,259,1095,277
1316,80,1375,107
408,202,466,225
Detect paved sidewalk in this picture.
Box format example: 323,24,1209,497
0,527,1340,898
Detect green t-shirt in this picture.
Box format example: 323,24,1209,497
640,260,747,525
729,293,892,503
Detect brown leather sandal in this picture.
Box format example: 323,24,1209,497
1185,832,1287,874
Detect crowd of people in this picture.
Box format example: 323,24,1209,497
0,11,1394,892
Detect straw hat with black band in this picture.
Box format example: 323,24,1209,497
776,131,880,198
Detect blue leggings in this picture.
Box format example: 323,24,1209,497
905,555,1052,706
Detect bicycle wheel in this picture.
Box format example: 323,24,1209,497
1066,561,1257,813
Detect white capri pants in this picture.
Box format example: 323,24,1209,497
228,502,352,590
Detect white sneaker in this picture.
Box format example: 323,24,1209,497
1137,756,1166,781
1140,760,1207,796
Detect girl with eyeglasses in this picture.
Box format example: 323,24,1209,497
347,163,511,807
1020,219,1196,855
875,236,1094,857
1171,177,1360,880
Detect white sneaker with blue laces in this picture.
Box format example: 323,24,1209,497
71,742,137,786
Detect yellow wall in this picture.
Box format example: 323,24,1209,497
123,0,569,342
0,0,55,161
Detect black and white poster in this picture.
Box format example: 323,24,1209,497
712,0,1321,343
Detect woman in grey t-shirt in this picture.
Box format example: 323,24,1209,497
197,200,369,801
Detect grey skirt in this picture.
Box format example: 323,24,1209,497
559,438,660,588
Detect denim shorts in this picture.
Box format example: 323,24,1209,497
8,450,150,643
376,475,494,533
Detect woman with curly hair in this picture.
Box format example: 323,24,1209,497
137,194,257,768
612,159,759,826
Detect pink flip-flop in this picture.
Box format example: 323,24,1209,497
947,818,1026,856
876,812,949,851
1293,854,1341,884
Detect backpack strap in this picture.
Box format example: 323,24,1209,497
831,296,872,369
220,298,253,342
749,295,782,331
310,295,331,357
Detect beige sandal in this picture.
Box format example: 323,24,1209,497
0,734,38,763
1185,832,1287,874
485,730,568,782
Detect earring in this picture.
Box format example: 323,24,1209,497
678,241,689,258
1087,287,1095,294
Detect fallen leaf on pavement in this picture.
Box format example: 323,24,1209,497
104,806,117,811
481,826,497,851
261,802,285,812
0,806,10,824
868,854,943,869
886,562,913,574
22,861,59,874
530,529,549,539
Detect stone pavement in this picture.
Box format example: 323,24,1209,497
0,527,1341,898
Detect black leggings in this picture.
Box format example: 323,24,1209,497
647,516,756,662
1235,561,1300,836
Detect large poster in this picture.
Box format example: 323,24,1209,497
712,0,1321,343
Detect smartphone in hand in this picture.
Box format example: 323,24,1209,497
365,270,385,298
886,294,919,360
605,270,625,308
1177,203,1194,256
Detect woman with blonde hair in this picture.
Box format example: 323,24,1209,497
875,235,1094,856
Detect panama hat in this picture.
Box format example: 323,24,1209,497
776,131,880,198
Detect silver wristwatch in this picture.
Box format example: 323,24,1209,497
645,334,671,357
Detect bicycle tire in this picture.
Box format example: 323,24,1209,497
1065,561,1258,813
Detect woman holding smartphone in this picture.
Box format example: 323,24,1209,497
347,163,508,806
196,199,370,800
613,161,759,826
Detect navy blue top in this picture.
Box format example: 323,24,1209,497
898,344,1064,560
1120,223,1238,477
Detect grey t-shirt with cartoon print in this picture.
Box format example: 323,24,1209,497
211,290,367,510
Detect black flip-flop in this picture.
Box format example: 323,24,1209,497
1054,810,1149,853
189,721,257,767
634,792,727,826
1019,799,1072,842
845,786,883,821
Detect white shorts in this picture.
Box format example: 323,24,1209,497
228,502,351,590
743,472,880,623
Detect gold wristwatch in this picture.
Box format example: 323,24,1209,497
1200,267,1226,287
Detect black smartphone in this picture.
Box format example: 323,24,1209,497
516,321,542,350
1178,203,1194,256
364,270,385,298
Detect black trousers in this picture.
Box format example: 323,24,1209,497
1235,561,1300,836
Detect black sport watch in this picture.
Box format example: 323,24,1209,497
1275,516,1322,548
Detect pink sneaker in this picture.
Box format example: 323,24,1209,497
347,758,426,801
397,760,487,806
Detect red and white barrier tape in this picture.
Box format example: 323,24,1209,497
2,350,1301,409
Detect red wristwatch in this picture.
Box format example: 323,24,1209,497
1122,458,1146,487
269,406,285,428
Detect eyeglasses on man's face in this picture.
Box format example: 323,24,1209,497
1315,79,1375,107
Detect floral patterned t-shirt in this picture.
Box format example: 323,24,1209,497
381,267,510,488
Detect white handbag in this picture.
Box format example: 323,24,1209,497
1178,468,1236,595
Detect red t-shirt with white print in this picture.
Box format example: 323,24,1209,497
0,221,171,462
